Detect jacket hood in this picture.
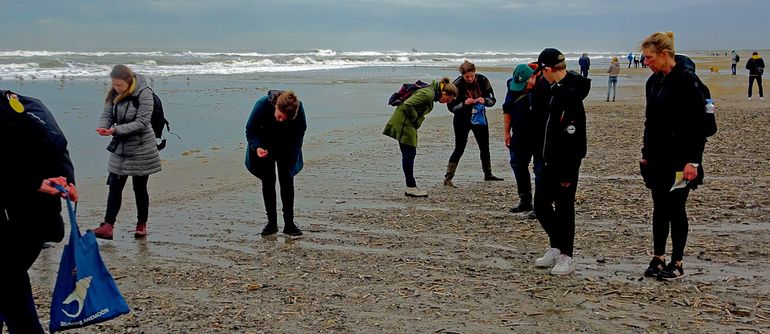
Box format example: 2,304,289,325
558,71,591,100
674,54,697,73
130,74,150,96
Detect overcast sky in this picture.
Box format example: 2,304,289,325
2,0,768,52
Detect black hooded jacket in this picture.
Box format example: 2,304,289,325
542,71,590,182
0,91,75,243
447,74,496,121
642,57,707,189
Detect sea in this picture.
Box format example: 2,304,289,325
0,49,635,181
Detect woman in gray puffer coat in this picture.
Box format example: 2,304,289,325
92,64,161,240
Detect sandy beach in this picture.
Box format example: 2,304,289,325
25,55,770,333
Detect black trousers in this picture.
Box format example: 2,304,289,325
534,164,579,256
0,236,45,334
257,159,295,224
399,143,417,187
748,75,764,97
449,118,490,166
104,173,150,224
651,187,690,262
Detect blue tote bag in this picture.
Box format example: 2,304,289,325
50,186,130,332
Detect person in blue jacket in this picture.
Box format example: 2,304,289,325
578,53,591,77
245,90,307,236
1,89,78,333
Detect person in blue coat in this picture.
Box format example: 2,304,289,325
578,53,590,77
245,90,307,236
1,89,78,333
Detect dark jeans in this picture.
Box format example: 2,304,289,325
449,118,490,166
749,75,764,97
651,187,690,262
534,164,580,256
508,143,544,195
0,240,45,334
580,67,589,78
731,64,737,75
399,143,417,187
104,173,150,224
257,158,295,223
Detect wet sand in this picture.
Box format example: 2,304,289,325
28,56,770,333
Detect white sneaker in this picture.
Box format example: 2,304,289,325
535,248,561,267
748,97,752,100
550,254,576,275
404,186,428,198
761,97,765,100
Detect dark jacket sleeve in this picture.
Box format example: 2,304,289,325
447,76,466,114
245,97,269,152
479,75,496,107
290,103,307,162
678,73,707,165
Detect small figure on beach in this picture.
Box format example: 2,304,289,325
639,32,710,279
443,61,503,188
1,89,78,333
745,51,764,100
606,57,620,102
627,52,634,68
502,63,546,216
245,90,307,236
383,78,458,197
578,53,590,77
634,53,640,68
532,48,590,275
92,65,162,240
731,50,740,75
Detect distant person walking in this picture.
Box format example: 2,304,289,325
92,64,161,240
627,52,634,68
384,78,458,197
606,57,620,102
578,53,590,77
245,90,307,236
634,54,640,68
443,61,503,187
731,50,740,75
532,48,590,275
639,32,710,279
746,51,764,100
502,63,546,215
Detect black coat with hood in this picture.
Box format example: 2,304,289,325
447,74,496,122
0,90,75,244
642,56,707,190
542,71,590,183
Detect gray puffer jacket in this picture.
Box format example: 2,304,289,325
98,74,161,176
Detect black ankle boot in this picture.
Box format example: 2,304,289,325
509,192,533,213
260,222,278,236
283,222,303,237
644,256,665,277
658,261,683,279
484,173,504,181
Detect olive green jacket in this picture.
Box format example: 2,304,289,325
382,81,438,146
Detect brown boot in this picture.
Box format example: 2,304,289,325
443,162,458,187
92,222,114,240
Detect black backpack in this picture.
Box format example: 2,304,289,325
131,88,178,150
388,80,430,106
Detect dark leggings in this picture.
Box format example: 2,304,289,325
449,118,490,165
748,75,764,97
399,143,417,187
258,159,295,223
534,165,579,256
104,173,150,224
651,187,690,262
0,241,44,334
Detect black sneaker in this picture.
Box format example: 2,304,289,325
282,223,303,237
484,174,504,181
658,261,683,280
508,202,533,213
260,223,278,236
644,256,665,277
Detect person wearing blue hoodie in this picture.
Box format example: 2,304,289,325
245,90,307,236
531,48,590,276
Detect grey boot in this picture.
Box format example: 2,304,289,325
444,162,458,187
482,160,504,181
509,192,533,213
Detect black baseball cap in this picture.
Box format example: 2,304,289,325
536,48,566,70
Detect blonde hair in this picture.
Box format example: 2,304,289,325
459,61,476,74
550,61,567,71
106,64,135,103
641,32,675,58
611,57,619,63
438,77,458,96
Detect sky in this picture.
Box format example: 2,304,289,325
1,0,768,53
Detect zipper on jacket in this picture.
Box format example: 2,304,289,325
542,96,555,160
